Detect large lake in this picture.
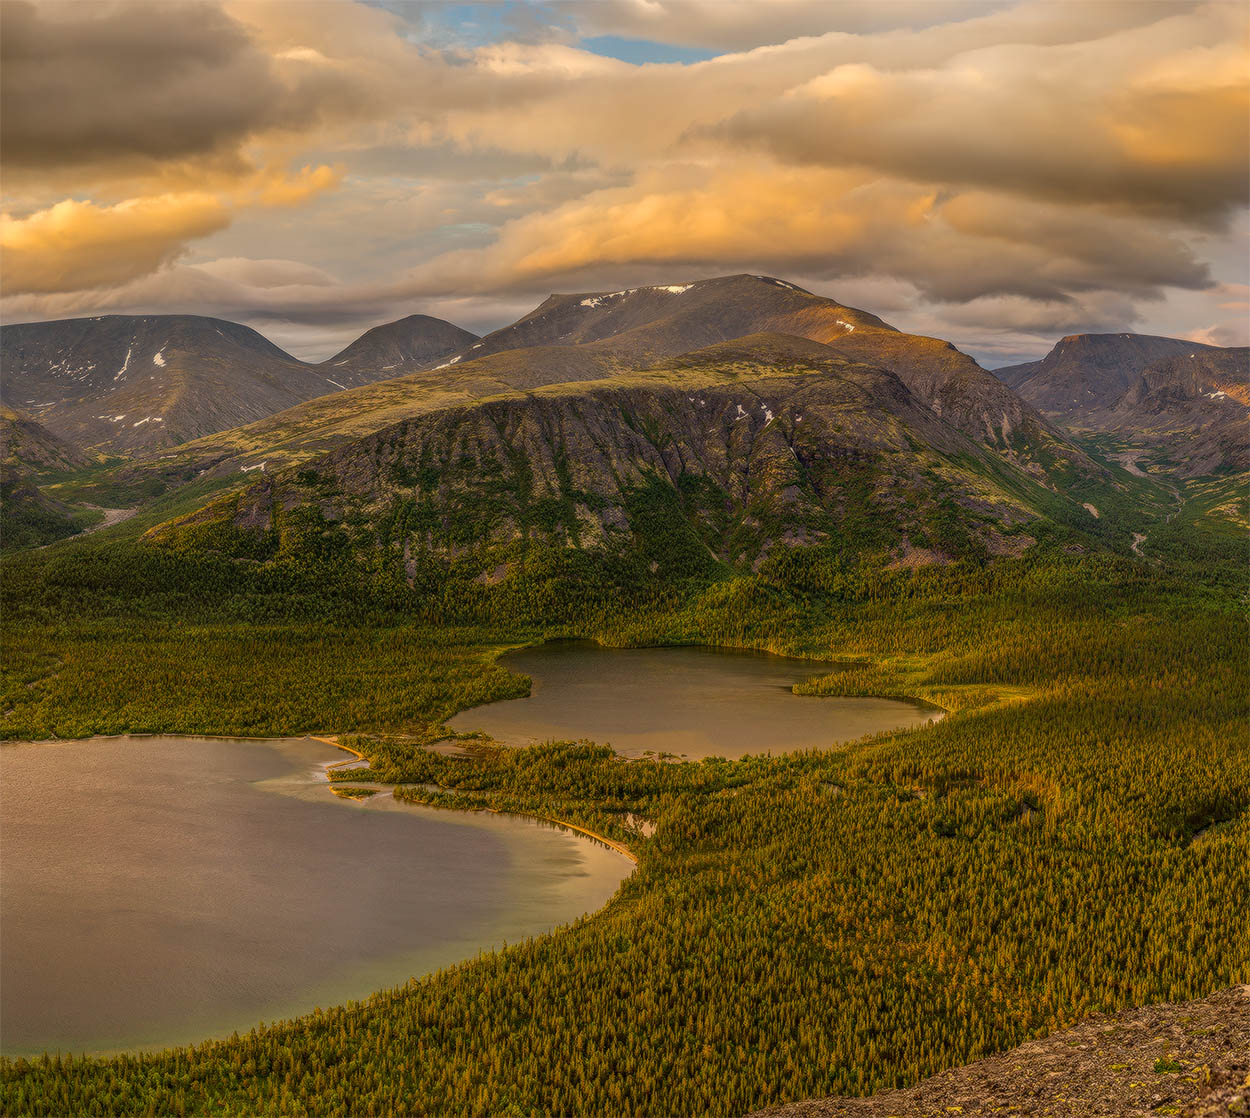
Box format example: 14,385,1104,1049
448,642,941,759
0,735,630,1058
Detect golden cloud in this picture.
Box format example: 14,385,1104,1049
717,5,1249,219
1,194,230,295
415,159,1209,304
1,165,341,296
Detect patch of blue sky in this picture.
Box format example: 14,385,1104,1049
578,35,721,65
367,2,576,49
364,3,721,63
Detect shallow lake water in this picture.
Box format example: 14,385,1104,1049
0,735,630,1058
448,642,941,759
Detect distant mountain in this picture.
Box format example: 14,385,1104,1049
997,333,1248,475
322,315,479,382
152,333,1117,578
997,333,1227,413
125,275,1081,490
0,312,475,456
1103,348,1248,475
457,275,1041,451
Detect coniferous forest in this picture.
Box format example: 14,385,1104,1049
1,475,1245,1116
4,3,1248,1114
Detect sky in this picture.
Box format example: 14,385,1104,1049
1,0,1247,366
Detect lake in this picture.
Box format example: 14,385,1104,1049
0,735,630,1058
448,642,941,759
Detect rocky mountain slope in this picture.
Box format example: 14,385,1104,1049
152,334,1114,577
0,313,472,455
0,409,91,550
756,984,1249,1118
122,276,1083,493
1103,348,1249,475
996,334,1247,475
996,333,1221,414
321,314,479,381
457,275,1046,452
0,406,89,474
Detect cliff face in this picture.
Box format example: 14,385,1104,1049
1101,348,1249,476
996,333,1217,413
152,341,1108,576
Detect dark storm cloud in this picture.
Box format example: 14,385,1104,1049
0,2,295,170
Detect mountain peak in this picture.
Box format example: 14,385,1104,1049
322,314,478,375
995,331,1246,475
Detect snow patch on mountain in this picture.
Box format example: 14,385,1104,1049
114,345,133,381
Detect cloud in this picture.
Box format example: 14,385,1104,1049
569,0,1016,50
251,163,344,207
1,194,230,294
0,1,286,173
4,0,1247,364
716,4,1249,220
0,165,341,296
404,160,1212,305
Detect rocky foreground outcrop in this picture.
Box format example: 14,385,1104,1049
756,985,1249,1118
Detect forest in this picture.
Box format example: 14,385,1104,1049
0,477,1247,1116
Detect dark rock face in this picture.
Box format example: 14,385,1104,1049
996,333,1216,412
996,335,1248,475
1101,348,1249,475
154,344,1101,574
753,985,1250,1118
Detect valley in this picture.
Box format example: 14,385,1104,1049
0,275,1245,1116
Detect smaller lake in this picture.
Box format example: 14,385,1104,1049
447,643,940,760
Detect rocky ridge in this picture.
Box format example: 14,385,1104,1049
756,985,1249,1118
152,335,1108,574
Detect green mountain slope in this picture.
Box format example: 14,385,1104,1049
151,335,1120,577
0,408,93,550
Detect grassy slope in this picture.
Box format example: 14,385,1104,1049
0,485,1246,1115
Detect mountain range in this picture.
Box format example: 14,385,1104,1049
0,313,476,455
3,275,1245,563
997,333,1247,475
158,330,1099,574
96,276,1072,493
